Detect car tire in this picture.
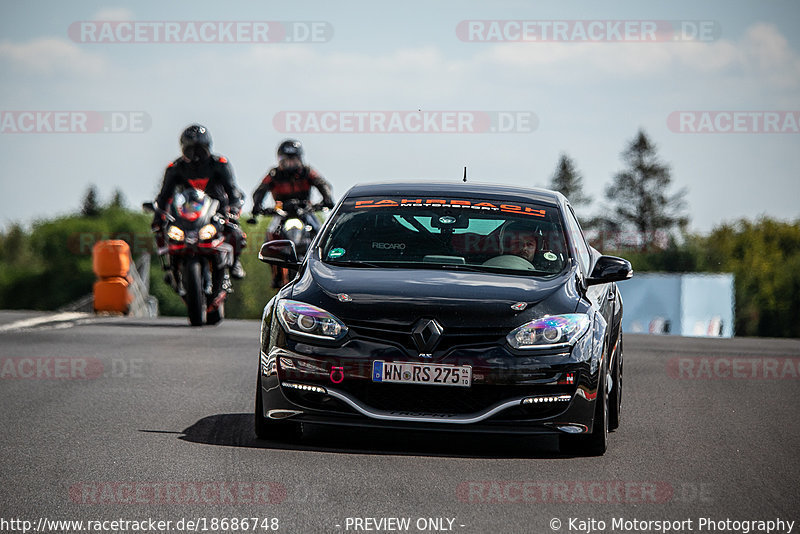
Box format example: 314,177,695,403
608,333,623,431
561,371,608,456
584,374,609,455
254,377,302,442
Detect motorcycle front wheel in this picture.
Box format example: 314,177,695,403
183,257,207,326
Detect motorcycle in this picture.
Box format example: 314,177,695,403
247,199,327,288
144,188,233,326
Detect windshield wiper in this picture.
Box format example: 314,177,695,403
403,262,553,275
324,260,384,268
325,260,547,275
325,260,474,271
421,263,490,273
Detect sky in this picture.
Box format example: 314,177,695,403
1,0,799,234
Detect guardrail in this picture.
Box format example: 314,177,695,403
128,253,158,317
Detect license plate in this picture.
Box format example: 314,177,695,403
372,361,471,387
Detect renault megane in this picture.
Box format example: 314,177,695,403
254,181,632,455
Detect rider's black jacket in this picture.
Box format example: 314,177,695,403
252,165,334,212
156,155,244,215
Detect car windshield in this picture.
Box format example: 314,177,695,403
320,196,569,276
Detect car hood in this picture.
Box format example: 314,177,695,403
291,258,578,327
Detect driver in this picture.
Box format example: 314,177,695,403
153,124,247,279
502,222,536,257
500,220,567,272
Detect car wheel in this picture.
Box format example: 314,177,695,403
609,334,623,431
254,377,302,442
585,375,609,455
561,372,608,456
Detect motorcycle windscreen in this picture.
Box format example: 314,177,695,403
173,189,211,222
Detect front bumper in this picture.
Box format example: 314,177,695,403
258,327,602,434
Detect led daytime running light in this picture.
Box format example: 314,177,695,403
282,382,328,394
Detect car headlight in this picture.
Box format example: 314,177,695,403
167,225,184,241
277,300,348,341
507,313,590,350
199,224,217,240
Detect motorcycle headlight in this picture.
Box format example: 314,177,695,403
507,314,590,350
284,218,304,231
167,226,185,241
277,300,348,341
199,224,217,240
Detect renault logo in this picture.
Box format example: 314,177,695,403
411,318,443,354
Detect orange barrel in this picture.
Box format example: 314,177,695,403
92,240,131,278
93,277,132,313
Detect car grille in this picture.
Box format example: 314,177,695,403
347,320,507,353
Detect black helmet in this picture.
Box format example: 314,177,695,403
180,124,212,162
277,139,303,160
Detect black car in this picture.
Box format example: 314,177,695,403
255,181,632,454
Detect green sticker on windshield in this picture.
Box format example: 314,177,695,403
328,248,345,259
544,252,558,261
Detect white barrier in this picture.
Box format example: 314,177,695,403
619,273,734,337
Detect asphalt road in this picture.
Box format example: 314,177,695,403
1,311,798,534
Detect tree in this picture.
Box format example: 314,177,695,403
697,218,800,338
605,130,688,250
0,224,33,265
81,185,101,217
549,153,591,207
110,188,126,209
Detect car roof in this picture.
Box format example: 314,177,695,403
343,180,565,206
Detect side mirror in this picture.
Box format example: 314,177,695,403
259,240,300,267
142,202,155,212
586,255,633,286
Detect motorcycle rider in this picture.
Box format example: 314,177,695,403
252,139,334,287
252,139,334,228
152,124,247,279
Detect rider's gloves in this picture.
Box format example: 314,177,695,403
151,213,165,229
